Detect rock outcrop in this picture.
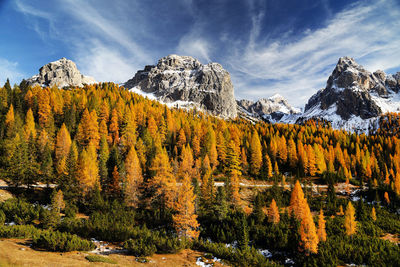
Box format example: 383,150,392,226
124,55,237,119
27,58,96,88
304,57,400,121
237,94,300,121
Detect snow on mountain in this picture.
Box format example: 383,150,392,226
124,54,237,119
26,58,96,88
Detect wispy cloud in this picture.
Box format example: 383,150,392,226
14,0,57,40
230,0,400,107
14,0,153,83
0,58,24,86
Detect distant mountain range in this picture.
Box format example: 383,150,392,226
25,55,400,132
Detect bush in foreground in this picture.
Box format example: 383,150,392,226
32,230,94,252
85,255,117,264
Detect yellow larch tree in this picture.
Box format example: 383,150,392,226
344,202,357,236
148,147,177,210
268,198,280,224
371,206,377,221
109,108,120,146
250,130,262,176
226,140,241,206
299,200,319,255
125,146,142,207
5,104,15,137
55,123,72,175
290,180,306,220
77,143,100,194
23,108,36,140
173,173,200,239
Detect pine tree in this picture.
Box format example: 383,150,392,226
268,198,280,224
173,174,200,239
299,200,319,255
125,146,142,207
250,130,262,176
98,136,110,190
344,202,357,236
317,209,327,242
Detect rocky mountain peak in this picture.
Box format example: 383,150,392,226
299,57,400,131
26,58,96,88
124,55,237,119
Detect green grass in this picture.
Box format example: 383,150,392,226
85,255,117,264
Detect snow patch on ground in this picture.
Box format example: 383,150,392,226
258,249,272,258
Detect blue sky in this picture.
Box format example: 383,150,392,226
1,0,400,107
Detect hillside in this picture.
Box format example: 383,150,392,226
0,78,399,266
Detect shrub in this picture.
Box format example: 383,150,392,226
124,238,157,257
0,224,40,239
0,210,5,225
32,230,95,252
85,255,117,264
0,198,41,225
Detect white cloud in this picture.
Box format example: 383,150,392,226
74,41,139,83
177,35,211,63
230,0,400,107
0,58,24,86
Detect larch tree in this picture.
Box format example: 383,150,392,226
51,190,65,213
288,139,298,168
225,140,241,206
201,155,213,206
317,209,327,242
265,154,273,179
23,108,36,140
250,130,262,176
384,191,390,204
268,198,280,224
306,145,317,176
148,147,177,211
5,104,15,137
371,206,377,221
290,180,306,220
125,146,142,207
299,200,319,255
173,173,200,239
109,109,120,146
179,145,194,177
55,123,72,175
77,143,100,194
344,202,357,236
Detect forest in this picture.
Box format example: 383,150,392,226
0,80,400,266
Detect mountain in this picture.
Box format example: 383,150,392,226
26,57,96,88
123,54,237,119
237,94,300,121
289,57,400,132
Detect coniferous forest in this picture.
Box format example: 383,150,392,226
1,80,400,266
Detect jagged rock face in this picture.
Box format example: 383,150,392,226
124,55,237,119
237,94,300,121
27,58,96,88
305,57,400,120
238,94,299,115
